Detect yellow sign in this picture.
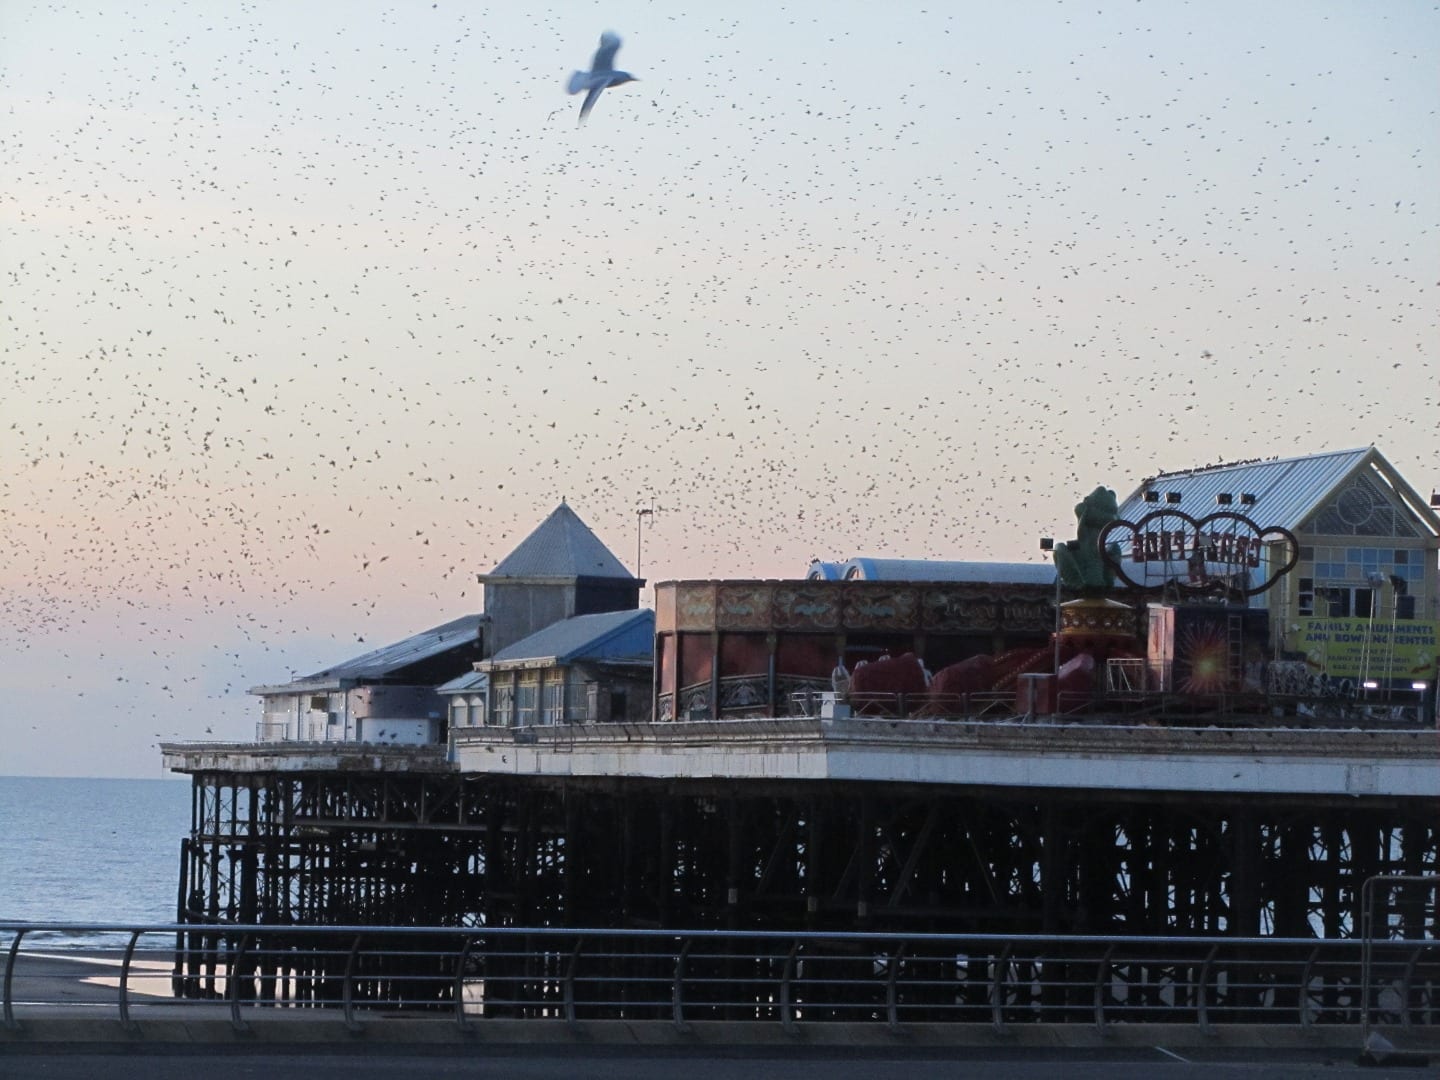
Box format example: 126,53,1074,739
1294,618,1439,680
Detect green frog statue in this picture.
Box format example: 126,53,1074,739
1054,486,1123,590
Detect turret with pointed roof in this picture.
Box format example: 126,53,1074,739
479,502,642,655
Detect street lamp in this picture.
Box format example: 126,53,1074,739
635,501,655,578
1040,538,1060,683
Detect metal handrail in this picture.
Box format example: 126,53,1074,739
1196,943,1219,1036
1092,943,1114,1033
454,934,477,1029
780,940,800,1035
991,942,1013,1034
117,929,143,1033
1360,874,1440,1048
1401,944,1426,1029
3,922,1438,1039
226,932,252,1034
1299,943,1321,1027
885,943,907,1030
672,939,692,1032
562,936,584,1025
341,933,363,1033
3,927,25,1030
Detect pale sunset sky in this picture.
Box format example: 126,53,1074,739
2,0,1436,776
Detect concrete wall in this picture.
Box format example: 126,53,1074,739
357,716,436,745
258,685,443,743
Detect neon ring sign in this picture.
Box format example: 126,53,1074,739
1097,510,1299,596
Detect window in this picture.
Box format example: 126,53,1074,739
1353,588,1374,619
543,681,566,724
1316,584,1400,619
1309,475,1420,537
492,684,515,727
516,682,538,727
566,681,590,722
1306,544,1426,618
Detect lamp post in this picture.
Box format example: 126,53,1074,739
635,501,655,578
1040,538,1060,684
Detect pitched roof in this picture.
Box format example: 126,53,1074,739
809,558,1056,585
484,608,654,668
436,670,489,694
250,614,486,694
1117,447,1439,535
484,502,635,580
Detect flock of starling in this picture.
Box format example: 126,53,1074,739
1,2,1433,773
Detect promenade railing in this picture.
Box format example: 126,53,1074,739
4,922,1437,1041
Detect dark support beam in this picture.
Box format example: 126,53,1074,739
1040,803,1064,933
726,798,743,926
756,808,798,900
1229,808,1260,936
804,798,823,925
887,801,940,909
172,770,1438,1007
856,795,874,926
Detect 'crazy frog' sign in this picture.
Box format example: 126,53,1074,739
1097,510,1298,597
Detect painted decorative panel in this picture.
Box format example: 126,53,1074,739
771,584,841,630
674,583,717,631
1001,597,1053,633
921,586,1002,631
660,579,1058,636
717,583,775,630
841,585,920,630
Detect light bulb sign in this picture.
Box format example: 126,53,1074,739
1097,510,1299,596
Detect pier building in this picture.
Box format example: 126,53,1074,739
249,614,485,744
161,447,1440,1010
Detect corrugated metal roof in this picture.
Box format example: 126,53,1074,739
485,608,654,667
317,614,485,680
484,502,635,580
808,558,1056,585
1117,447,1377,530
436,670,489,694
251,614,486,694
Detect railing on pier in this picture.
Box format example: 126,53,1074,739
254,719,351,742
668,680,1433,729
4,921,1438,1043
1361,874,1440,1055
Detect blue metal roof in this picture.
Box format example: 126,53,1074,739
250,614,486,694
485,608,654,667
436,670,489,695
484,503,635,580
1117,447,1439,535
808,558,1056,585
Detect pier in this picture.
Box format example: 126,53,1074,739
150,453,1440,1028
160,715,1439,943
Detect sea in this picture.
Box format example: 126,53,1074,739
0,775,192,949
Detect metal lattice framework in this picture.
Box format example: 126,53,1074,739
176,772,1438,977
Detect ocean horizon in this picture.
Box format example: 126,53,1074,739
0,775,192,949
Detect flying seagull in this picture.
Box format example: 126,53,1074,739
566,31,637,124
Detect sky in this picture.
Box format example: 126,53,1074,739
2,0,1436,778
